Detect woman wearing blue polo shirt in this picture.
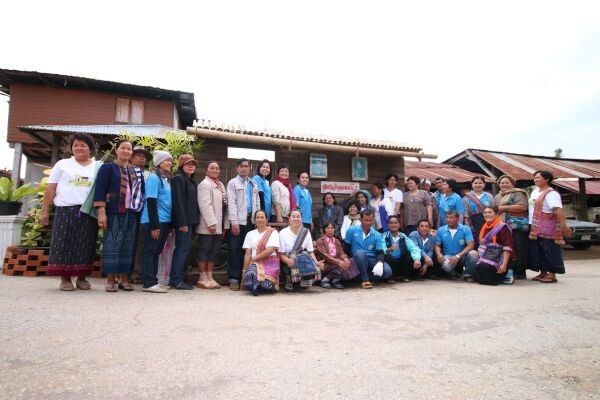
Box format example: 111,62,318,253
437,178,464,227
293,171,313,230
253,159,272,221
141,150,173,293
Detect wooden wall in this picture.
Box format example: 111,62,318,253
193,138,405,218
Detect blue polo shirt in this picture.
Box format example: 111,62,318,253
344,225,384,258
141,173,172,224
438,192,464,226
435,224,473,256
293,184,313,224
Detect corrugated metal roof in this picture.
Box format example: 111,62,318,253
192,120,423,152
405,161,493,183
445,149,600,180
19,124,187,138
553,180,600,195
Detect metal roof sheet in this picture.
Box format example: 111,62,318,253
19,124,187,138
553,180,600,195
405,161,493,183
448,149,600,180
192,120,423,153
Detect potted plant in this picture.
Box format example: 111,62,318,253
0,177,39,216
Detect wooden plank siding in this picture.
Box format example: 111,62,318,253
192,139,405,220
7,82,176,143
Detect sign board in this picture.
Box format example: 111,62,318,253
320,181,360,194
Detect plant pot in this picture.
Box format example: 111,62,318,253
0,201,23,215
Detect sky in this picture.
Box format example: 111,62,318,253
1,0,599,176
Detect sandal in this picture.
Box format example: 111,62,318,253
60,280,75,291
539,276,558,283
118,282,134,291
209,280,221,289
105,283,118,292
75,279,91,290
532,272,547,281
361,281,373,289
197,281,214,289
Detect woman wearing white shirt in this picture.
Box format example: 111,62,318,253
279,209,324,291
528,170,572,283
241,210,280,295
384,173,403,228
341,200,362,240
41,133,100,291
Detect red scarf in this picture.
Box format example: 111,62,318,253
277,177,297,210
479,216,502,244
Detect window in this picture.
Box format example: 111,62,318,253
115,98,145,123
227,147,275,161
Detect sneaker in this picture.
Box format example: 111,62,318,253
320,278,331,289
172,282,194,290
159,284,171,290
229,279,240,291
142,284,168,293
502,269,515,285
331,280,344,289
284,282,294,291
462,275,476,283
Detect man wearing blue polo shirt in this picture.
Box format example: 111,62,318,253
344,210,392,289
434,211,477,281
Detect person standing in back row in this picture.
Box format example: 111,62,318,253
227,158,260,290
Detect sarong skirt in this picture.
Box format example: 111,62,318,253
102,210,140,274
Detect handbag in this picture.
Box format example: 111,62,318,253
477,223,507,269
79,161,103,219
288,228,320,283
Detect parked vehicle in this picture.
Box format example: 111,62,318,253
566,219,600,250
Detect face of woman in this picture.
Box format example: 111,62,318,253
348,204,358,215
159,159,173,172
357,193,367,205
298,173,309,186
406,180,417,191
72,139,91,160
533,173,548,187
289,211,302,227
278,168,289,179
372,186,381,197
324,224,335,237
254,212,267,228
472,179,485,192
441,182,450,194
483,208,497,222
115,141,133,162
499,178,514,192
182,163,196,176
388,218,400,232
386,176,397,188
259,163,270,178
206,163,220,178
421,182,431,191
324,194,334,206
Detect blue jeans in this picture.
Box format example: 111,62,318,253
441,252,477,277
353,250,392,281
169,225,193,286
141,223,170,288
227,220,254,281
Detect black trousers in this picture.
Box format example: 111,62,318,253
385,253,416,279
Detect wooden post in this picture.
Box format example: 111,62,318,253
11,142,22,186
577,178,588,221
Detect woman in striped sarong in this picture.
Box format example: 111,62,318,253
241,210,280,295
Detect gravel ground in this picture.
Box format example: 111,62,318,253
1,250,599,400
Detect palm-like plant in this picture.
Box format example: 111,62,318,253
0,177,39,202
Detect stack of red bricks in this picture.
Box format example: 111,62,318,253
2,247,48,276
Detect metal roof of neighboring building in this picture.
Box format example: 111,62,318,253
404,160,493,183
553,180,600,195
444,149,600,180
19,124,187,137
0,68,197,125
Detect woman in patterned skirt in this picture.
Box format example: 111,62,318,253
241,210,280,295
40,133,100,291
94,139,145,292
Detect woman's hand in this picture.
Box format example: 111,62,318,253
562,225,573,238
179,226,189,233
498,263,507,274
39,210,49,226
151,229,160,240
97,208,107,230
208,225,217,234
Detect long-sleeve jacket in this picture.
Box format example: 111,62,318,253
93,162,144,214
171,171,200,229
317,205,344,237
197,176,230,234
409,230,435,259
227,175,260,226
382,231,422,261
315,236,351,265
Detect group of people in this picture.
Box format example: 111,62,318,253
41,132,572,295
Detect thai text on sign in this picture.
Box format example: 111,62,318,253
320,181,360,194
